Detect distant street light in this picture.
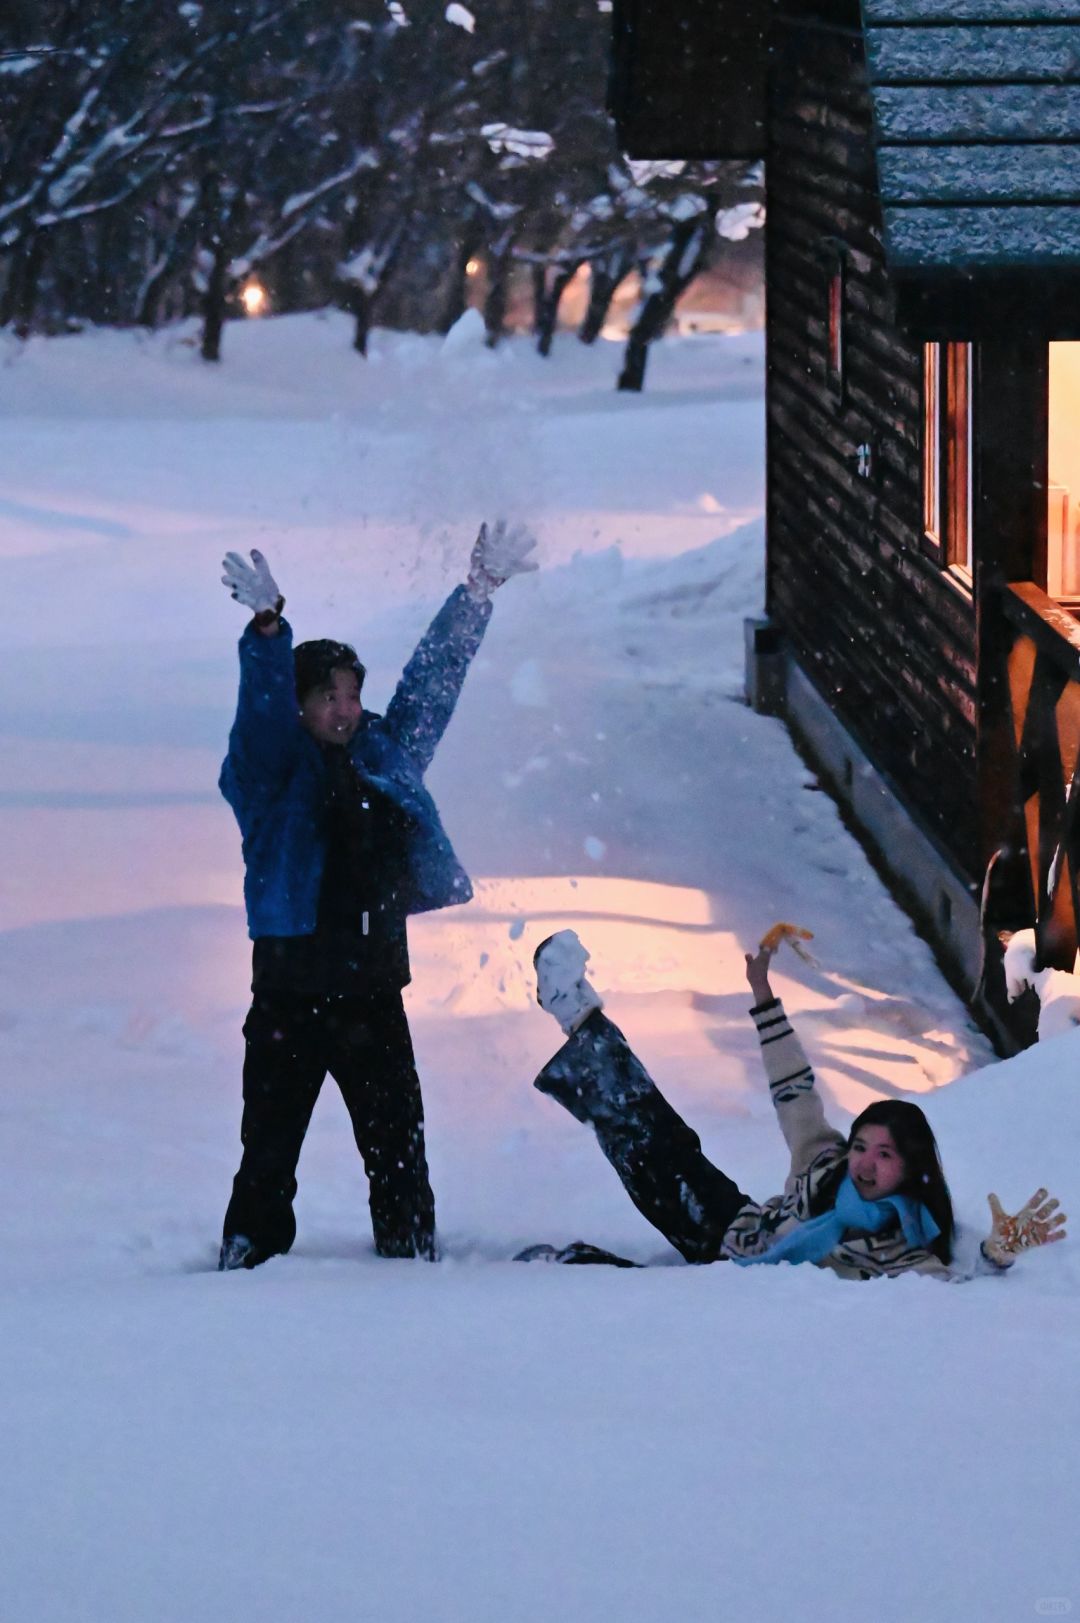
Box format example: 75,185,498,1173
241,282,268,316
465,259,481,277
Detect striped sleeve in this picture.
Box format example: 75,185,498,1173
751,998,846,1179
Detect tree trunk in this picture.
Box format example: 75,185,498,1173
11,233,46,339
435,229,480,334
137,184,209,328
138,259,176,329
530,263,546,334
617,214,713,393
200,175,246,363
482,232,516,349
338,212,407,356
201,242,228,362
92,211,122,325
579,246,634,346
198,170,227,362
536,259,581,358
350,285,372,355
618,328,651,393
0,244,25,328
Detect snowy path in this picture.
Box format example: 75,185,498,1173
0,315,1077,1623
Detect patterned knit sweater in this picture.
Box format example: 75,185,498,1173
718,999,1001,1282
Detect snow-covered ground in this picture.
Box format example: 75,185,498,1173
1,311,1077,1623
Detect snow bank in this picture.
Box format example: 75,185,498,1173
0,314,1075,1623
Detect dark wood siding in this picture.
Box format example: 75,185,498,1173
766,12,979,878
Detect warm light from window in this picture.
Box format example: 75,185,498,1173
923,343,941,546
241,282,268,316
1048,343,1080,598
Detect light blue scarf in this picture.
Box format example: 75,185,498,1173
737,1173,940,1267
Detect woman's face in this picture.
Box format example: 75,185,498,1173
848,1124,909,1200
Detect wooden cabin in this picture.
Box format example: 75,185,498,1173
611,0,1080,1044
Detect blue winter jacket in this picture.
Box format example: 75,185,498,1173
220,585,492,939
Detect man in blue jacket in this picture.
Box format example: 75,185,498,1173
217,524,536,1270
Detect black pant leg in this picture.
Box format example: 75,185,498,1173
222,996,328,1265
535,1012,752,1263
593,1103,751,1263
324,992,437,1260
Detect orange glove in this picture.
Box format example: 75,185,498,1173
983,1189,1067,1267
759,922,815,962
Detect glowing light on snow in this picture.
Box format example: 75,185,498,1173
409,876,722,1018
240,282,268,316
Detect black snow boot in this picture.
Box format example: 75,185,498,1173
514,1241,641,1267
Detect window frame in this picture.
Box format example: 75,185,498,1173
824,242,845,405
922,342,942,553
922,340,973,584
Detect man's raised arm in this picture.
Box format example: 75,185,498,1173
384,521,538,773
219,549,302,804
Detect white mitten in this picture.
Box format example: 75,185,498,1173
466,520,539,600
535,930,603,1034
221,549,283,616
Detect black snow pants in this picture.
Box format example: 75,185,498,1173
533,1009,751,1263
222,989,436,1266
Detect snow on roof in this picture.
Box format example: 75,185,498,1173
865,0,1080,17
860,0,1080,271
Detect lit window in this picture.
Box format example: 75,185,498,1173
923,343,941,546
1048,343,1080,600
922,341,972,578
825,247,844,402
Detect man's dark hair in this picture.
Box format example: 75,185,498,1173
293,639,367,703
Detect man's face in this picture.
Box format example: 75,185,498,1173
299,667,363,746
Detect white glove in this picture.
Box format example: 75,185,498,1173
221,549,282,615
466,520,539,601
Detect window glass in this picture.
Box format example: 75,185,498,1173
827,266,843,392
946,342,972,578
1048,343,1080,599
922,341,971,580
923,343,941,549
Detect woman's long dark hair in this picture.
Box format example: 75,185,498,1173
811,1099,955,1263
848,1100,955,1264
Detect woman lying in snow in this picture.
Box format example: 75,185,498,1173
524,930,1067,1280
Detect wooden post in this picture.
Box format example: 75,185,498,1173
974,336,1047,921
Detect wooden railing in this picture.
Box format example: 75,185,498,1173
998,582,1080,971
